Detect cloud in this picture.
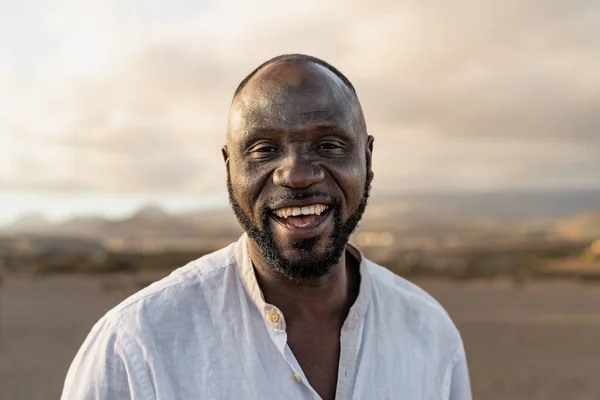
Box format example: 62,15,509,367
2,0,599,195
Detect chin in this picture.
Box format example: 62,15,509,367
278,236,327,258
273,239,344,280
282,248,324,264
276,258,335,280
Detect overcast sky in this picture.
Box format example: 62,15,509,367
1,0,599,223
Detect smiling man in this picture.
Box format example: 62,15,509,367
62,54,471,400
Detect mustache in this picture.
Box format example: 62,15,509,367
263,190,336,211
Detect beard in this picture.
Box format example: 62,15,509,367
227,167,371,280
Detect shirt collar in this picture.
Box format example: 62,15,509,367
234,233,372,331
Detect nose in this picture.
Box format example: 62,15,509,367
273,152,325,189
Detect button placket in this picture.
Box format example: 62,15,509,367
335,328,358,399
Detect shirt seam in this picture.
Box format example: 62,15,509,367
442,344,464,399
114,317,155,399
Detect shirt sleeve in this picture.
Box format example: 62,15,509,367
61,315,153,400
448,344,472,400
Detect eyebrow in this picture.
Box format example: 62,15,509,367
310,124,346,132
240,123,352,148
306,124,354,140
246,124,347,136
244,127,280,137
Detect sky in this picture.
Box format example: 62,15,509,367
1,0,599,225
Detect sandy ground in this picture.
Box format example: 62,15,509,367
1,275,599,400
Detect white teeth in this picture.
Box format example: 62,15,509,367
273,204,329,219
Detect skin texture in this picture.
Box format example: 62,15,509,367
223,60,374,400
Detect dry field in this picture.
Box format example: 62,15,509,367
1,275,599,400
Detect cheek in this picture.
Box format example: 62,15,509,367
328,159,367,213
230,159,271,211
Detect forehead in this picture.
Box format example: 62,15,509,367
228,62,362,141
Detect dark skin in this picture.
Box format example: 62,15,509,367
222,61,374,400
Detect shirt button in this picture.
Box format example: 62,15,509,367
269,311,280,323
293,373,302,383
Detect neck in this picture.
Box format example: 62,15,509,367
249,242,360,325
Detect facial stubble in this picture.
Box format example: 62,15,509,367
227,165,371,280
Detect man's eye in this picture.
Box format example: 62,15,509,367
248,145,279,158
318,142,343,151
254,146,277,153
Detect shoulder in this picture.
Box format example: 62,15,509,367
365,258,462,344
104,242,239,332
63,244,241,398
367,259,449,315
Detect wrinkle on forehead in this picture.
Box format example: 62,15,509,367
227,61,365,142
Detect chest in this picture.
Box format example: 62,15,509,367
286,326,341,400
141,314,450,400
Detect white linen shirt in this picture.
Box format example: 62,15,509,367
62,234,471,400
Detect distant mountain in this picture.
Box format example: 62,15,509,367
57,216,108,235
99,209,201,239
370,188,600,221
7,213,52,233
555,211,600,240
0,204,243,245
131,204,170,220
1,189,597,244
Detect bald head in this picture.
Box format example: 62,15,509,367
233,54,358,100
227,55,367,142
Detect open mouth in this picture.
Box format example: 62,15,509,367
271,204,331,230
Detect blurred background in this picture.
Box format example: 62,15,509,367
1,1,599,399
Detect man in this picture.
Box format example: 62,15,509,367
62,54,471,399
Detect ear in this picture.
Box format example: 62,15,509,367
366,135,374,182
221,145,230,165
